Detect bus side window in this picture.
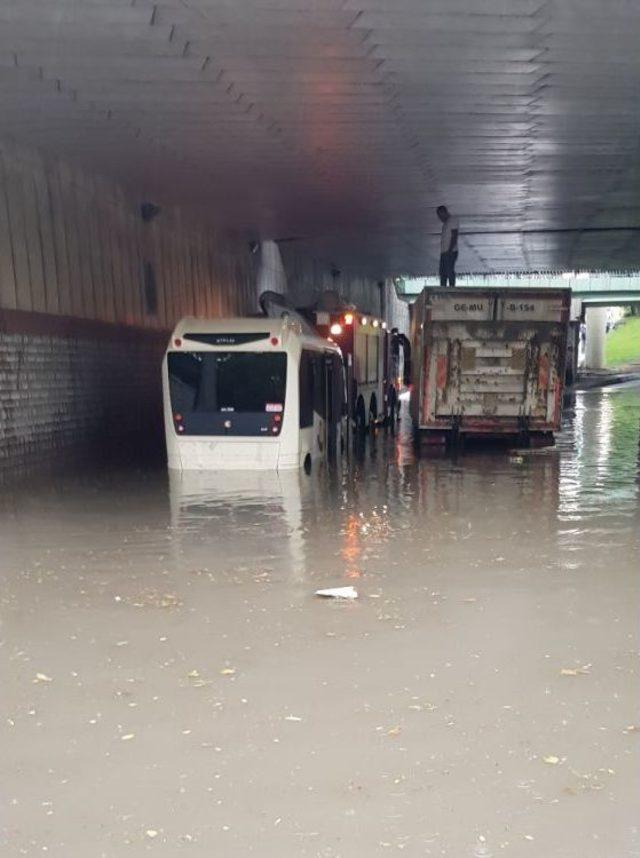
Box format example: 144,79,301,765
299,350,314,428
312,354,326,419
332,354,345,423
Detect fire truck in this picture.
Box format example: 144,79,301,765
307,303,410,435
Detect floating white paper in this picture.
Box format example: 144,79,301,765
315,586,358,600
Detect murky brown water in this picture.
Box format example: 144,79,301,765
2,385,639,857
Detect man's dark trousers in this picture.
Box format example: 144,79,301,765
439,251,458,287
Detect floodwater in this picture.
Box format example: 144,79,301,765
2,386,639,858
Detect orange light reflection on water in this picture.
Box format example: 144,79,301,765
341,514,362,579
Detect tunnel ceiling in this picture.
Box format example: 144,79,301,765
2,0,640,277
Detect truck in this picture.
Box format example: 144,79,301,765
306,300,410,435
410,287,571,447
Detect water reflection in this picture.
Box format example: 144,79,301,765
558,383,640,523
168,468,310,573
163,381,640,591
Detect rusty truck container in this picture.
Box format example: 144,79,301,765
410,288,571,445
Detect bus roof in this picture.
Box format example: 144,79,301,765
170,316,341,353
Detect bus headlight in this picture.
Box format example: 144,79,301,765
330,323,343,336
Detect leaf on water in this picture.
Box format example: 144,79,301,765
34,673,53,683
284,715,302,722
387,726,401,736
187,670,200,679
560,665,591,676
220,668,236,677
121,733,135,741
126,590,181,609
543,755,560,765
145,829,158,839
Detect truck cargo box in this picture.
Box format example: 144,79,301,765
409,288,570,445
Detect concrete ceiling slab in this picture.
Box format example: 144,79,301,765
1,0,640,276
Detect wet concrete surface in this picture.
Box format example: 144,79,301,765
2,386,639,857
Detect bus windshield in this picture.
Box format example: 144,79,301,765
168,351,287,436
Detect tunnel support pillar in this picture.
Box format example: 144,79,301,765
585,306,607,370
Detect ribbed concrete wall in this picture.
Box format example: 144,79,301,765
0,140,256,328
0,139,258,474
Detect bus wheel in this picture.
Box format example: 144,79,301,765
355,398,367,437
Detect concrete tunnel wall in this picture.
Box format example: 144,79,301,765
0,139,404,476
0,138,260,476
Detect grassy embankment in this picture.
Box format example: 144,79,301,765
605,316,640,367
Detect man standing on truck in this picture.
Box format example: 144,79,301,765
437,205,459,287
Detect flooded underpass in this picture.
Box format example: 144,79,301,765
2,385,639,858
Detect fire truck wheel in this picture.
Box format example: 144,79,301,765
369,394,378,429
386,385,397,426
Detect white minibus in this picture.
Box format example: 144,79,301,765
163,314,345,471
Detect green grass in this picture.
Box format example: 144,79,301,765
605,315,640,367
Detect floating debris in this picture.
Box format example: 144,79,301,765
315,586,358,600
560,664,591,676
33,673,53,683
